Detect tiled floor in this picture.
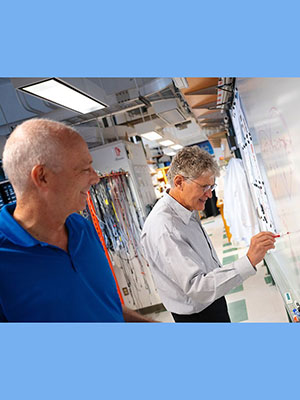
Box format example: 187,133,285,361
146,214,289,323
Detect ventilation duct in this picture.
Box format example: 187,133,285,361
152,99,186,124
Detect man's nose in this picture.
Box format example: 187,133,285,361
206,188,213,199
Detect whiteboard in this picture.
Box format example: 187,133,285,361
235,78,300,313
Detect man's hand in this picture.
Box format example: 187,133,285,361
246,232,276,267
122,305,160,322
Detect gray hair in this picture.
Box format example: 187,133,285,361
167,145,220,187
2,118,80,195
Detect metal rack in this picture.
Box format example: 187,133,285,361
0,180,16,210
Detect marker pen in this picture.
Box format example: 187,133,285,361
273,232,290,238
273,229,300,238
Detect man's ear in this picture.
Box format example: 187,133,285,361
31,165,48,189
173,175,185,190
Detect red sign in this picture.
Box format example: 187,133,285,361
114,146,121,157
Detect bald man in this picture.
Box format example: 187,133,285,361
0,119,154,322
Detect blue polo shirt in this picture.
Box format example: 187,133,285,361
0,203,124,322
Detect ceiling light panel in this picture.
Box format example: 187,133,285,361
159,139,174,146
141,131,162,141
163,148,176,156
171,144,183,150
20,79,106,114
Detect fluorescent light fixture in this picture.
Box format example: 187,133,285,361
19,78,106,114
141,131,162,141
159,139,174,146
163,148,176,156
171,144,183,150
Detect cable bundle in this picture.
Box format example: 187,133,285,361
86,171,152,309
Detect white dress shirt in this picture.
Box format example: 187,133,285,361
141,191,256,314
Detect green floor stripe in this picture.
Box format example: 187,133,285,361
264,275,274,285
227,284,244,295
223,254,238,265
223,247,238,254
203,220,215,225
223,242,232,247
208,234,213,237
227,299,248,322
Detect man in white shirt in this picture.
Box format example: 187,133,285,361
141,146,276,322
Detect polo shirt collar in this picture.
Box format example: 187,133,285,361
1,203,84,253
0,203,43,247
163,190,197,224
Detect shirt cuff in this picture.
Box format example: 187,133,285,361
235,256,257,281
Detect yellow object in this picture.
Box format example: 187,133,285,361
157,166,169,184
216,199,232,242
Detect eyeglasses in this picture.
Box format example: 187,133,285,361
183,177,217,192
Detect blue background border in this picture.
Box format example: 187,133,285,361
1,324,297,399
1,2,298,399
2,1,299,77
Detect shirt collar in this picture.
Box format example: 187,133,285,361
163,190,198,225
0,203,81,250
0,203,83,251
0,203,43,247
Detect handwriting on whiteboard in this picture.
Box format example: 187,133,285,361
258,107,293,201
